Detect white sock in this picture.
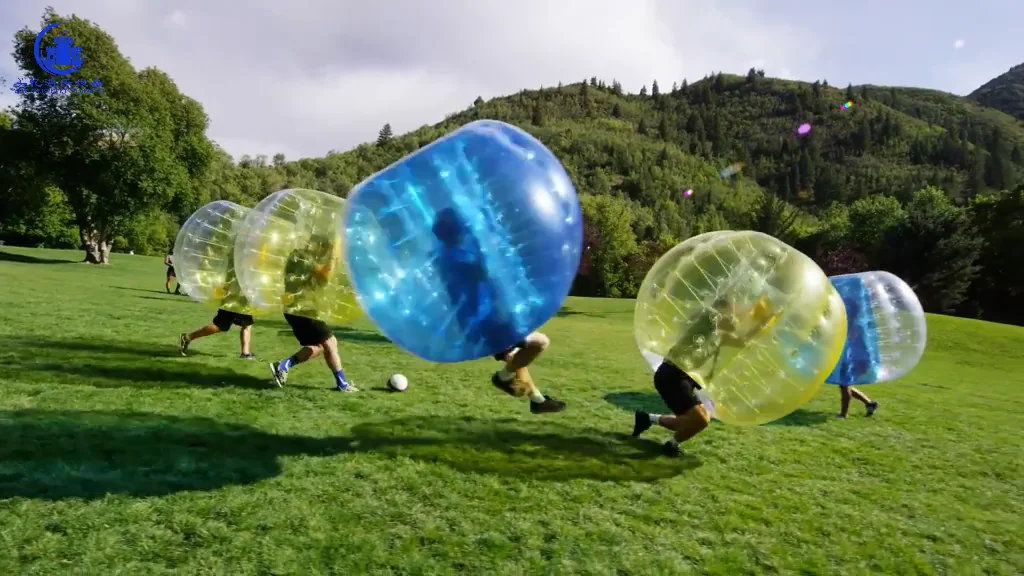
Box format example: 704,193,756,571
498,369,514,382
668,437,680,447
649,413,661,424
528,389,545,403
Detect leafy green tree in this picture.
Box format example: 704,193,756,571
881,187,982,312
846,195,906,258
966,186,1024,323
578,194,639,297
10,9,213,263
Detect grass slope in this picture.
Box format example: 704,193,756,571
0,247,1021,575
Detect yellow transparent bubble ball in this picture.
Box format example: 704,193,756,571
234,188,362,324
634,230,848,426
172,200,257,315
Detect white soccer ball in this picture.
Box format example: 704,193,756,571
387,373,408,392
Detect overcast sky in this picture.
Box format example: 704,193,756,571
1,0,1021,161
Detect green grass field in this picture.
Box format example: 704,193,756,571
0,246,1021,575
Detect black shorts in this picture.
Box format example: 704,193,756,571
654,361,702,415
166,265,176,278
284,313,333,346
213,309,254,332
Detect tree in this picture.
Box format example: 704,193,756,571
10,9,213,263
473,96,484,107
846,195,905,258
881,187,982,313
966,186,1024,323
531,101,544,126
579,194,639,297
651,80,660,98
639,84,647,97
377,123,393,146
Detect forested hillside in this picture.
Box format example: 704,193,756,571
2,10,1023,326
970,63,1024,121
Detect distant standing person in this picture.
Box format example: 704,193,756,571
837,386,879,419
165,253,181,295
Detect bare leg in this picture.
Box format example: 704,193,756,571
839,385,852,417
653,406,711,443
503,332,550,398
165,276,172,293
505,332,550,371
187,323,222,342
849,386,872,405
290,345,322,367
321,335,342,372
239,325,252,355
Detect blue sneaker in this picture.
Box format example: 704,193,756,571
269,362,287,387
335,382,360,393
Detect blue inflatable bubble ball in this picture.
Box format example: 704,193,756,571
344,120,583,362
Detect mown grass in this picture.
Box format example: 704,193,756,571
0,246,1021,575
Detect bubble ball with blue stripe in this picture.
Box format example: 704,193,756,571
343,120,583,362
826,271,927,385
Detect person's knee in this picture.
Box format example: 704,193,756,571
692,404,711,427
321,335,338,351
525,332,550,352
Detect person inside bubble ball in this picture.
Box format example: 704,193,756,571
164,251,181,295
179,251,256,359
836,311,880,418
179,309,255,359
432,208,565,414
631,295,777,456
269,233,357,392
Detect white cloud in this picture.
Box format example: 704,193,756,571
953,38,965,49
0,0,815,160
165,9,187,30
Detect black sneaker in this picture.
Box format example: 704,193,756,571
269,362,287,388
178,333,189,356
633,410,653,437
240,353,255,360
662,441,682,457
866,401,879,416
530,395,566,414
491,372,517,396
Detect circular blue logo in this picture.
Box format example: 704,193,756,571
34,22,84,76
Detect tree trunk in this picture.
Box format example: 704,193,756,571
80,222,111,264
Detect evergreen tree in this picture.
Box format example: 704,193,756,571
651,80,660,98
376,123,393,146
531,101,544,126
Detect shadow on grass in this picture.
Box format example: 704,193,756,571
0,250,76,264
2,338,264,389
555,306,605,319
111,285,182,296
603,391,669,414
764,409,831,427
347,416,699,482
135,295,195,304
0,409,344,500
6,338,210,359
1,411,698,499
